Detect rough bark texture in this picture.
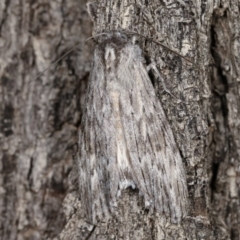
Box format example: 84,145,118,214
0,0,93,239
0,0,239,240
211,2,240,239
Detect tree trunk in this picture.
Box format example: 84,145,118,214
1,0,239,240
0,0,93,239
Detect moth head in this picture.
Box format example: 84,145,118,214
104,46,116,63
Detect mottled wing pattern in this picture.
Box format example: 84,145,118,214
78,34,188,224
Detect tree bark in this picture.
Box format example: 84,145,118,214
1,0,239,240
0,0,93,239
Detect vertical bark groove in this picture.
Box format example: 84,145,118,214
210,1,240,239
0,0,93,239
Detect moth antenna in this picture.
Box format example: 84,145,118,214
30,33,107,86
123,30,198,66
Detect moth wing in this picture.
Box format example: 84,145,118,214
78,57,119,223
118,56,188,222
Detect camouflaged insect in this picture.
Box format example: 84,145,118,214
78,32,188,224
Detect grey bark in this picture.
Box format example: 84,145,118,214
0,0,239,240
0,0,93,239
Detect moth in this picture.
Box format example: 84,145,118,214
78,31,188,224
